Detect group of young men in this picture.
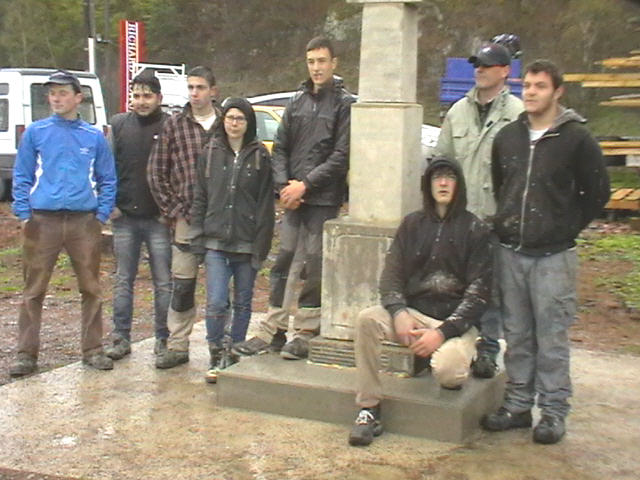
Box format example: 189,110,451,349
8,36,609,449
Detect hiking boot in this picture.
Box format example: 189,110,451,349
105,337,131,360
82,352,114,370
472,351,498,379
280,337,309,360
270,329,288,353
348,406,383,446
9,352,38,378
154,338,168,355
155,350,189,369
232,336,270,356
205,351,238,384
481,406,532,431
533,415,565,444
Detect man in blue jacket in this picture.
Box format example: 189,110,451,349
10,70,117,377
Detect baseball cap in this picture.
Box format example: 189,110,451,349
468,43,511,68
44,70,81,91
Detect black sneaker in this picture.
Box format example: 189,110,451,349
472,351,498,379
105,337,131,360
232,336,271,356
348,406,383,446
533,415,565,444
205,351,239,384
280,337,309,360
9,352,38,378
270,329,288,353
208,344,222,369
481,406,532,431
155,350,189,369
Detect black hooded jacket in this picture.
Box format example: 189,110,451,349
271,77,355,206
189,98,275,267
491,107,610,256
379,158,492,340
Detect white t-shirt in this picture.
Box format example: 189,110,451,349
529,128,546,144
194,111,216,131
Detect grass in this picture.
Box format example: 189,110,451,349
608,167,640,190
578,234,640,310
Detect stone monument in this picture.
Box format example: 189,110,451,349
309,0,424,372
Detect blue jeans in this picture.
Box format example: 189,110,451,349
112,214,172,341
205,250,257,346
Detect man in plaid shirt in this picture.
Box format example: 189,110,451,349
148,66,222,369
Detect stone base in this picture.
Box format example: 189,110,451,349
217,354,505,443
309,336,429,376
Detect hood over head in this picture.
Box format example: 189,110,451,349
421,156,467,218
218,97,257,147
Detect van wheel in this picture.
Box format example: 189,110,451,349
0,179,11,201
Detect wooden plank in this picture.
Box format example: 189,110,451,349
606,199,640,210
605,188,640,211
599,141,640,148
582,80,640,87
628,190,640,201
564,73,640,82
610,188,634,200
602,148,640,155
597,57,640,69
600,100,640,107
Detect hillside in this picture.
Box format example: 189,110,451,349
1,0,640,132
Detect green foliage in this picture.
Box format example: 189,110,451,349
608,167,640,190
579,234,640,309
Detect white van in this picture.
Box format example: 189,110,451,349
0,68,108,200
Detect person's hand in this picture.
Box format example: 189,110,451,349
279,180,306,209
109,207,123,220
409,328,444,358
393,310,417,346
279,197,302,210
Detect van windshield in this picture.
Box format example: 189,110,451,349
30,84,97,124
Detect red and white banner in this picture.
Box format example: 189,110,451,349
119,20,146,112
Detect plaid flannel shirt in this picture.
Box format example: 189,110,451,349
148,102,220,222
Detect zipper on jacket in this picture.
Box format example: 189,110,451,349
517,131,560,250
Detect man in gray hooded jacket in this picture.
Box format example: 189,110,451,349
436,42,523,379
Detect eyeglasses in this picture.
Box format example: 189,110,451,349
432,173,457,181
224,115,247,124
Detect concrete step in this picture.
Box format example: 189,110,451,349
217,353,505,443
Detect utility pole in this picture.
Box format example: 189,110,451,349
84,0,96,73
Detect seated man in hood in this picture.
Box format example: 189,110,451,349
348,156,492,447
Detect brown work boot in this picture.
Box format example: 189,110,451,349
9,352,38,378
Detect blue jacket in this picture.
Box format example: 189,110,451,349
12,115,116,223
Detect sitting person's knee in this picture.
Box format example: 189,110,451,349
431,346,471,389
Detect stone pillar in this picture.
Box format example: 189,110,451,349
317,0,423,346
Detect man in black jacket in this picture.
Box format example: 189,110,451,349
348,157,492,447
481,60,610,444
105,72,172,361
234,36,355,360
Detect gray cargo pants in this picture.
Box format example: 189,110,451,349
498,245,577,419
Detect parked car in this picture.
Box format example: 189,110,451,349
253,105,284,153
0,68,108,200
248,91,440,162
